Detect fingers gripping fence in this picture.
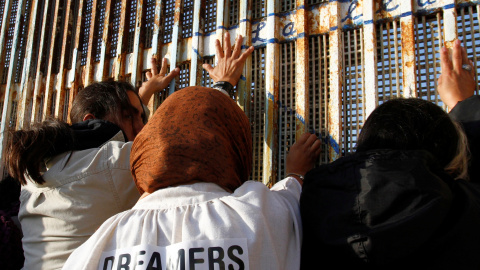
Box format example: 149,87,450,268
0,0,478,184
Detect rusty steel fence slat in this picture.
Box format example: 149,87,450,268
1,0,480,182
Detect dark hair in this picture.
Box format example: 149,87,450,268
70,81,136,123
4,81,137,185
356,98,468,177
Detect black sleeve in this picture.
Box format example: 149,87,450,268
449,96,480,183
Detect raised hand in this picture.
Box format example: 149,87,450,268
202,32,254,86
438,39,476,109
138,57,180,105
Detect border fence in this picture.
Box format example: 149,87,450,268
0,0,479,186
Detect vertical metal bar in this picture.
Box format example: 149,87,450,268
113,0,127,80
189,0,202,86
130,0,143,88
168,0,181,95
17,0,39,128
215,0,225,47
30,0,51,123
432,13,441,104
43,0,62,118
236,0,252,114
327,0,342,160
0,0,23,174
400,0,416,97
54,0,72,121
362,0,376,116
67,0,85,99
322,34,328,162
294,0,308,138
263,0,279,186
98,0,112,81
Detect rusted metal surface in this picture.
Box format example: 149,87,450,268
2,0,480,181
295,0,308,138
17,0,39,127
263,0,278,186
401,0,416,98
236,0,252,113
327,0,342,161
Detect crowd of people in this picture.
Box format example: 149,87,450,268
0,32,479,269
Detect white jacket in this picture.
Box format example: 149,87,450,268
63,178,302,270
19,131,140,270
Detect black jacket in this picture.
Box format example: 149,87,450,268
300,150,480,269
300,97,480,269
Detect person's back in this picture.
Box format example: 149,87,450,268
62,82,320,270
5,82,147,269
19,124,138,269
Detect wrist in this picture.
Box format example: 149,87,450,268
213,81,234,96
285,172,304,181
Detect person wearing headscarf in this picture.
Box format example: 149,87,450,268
62,33,321,270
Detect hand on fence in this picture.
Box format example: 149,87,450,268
202,32,254,86
138,57,180,105
285,133,322,185
438,39,476,109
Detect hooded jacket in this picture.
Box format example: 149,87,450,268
300,149,480,269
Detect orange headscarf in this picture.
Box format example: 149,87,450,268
130,86,252,194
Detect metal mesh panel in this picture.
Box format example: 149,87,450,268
342,28,365,154
182,0,194,38
250,46,266,182
14,0,32,82
202,56,215,88
457,5,480,95
307,0,328,5
63,88,70,121
80,0,93,66
126,0,137,53
376,20,403,104
94,0,107,62
176,62,190,91
162,0,175,44
2,0,19,83
415,13,443,104
110,0,121,57
308,34,330,165
280,0,295,13
144,0,155,48
252,0,265,19
228,0,239,27
204,0,216,33
278,41,296,181
0,0,5,31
